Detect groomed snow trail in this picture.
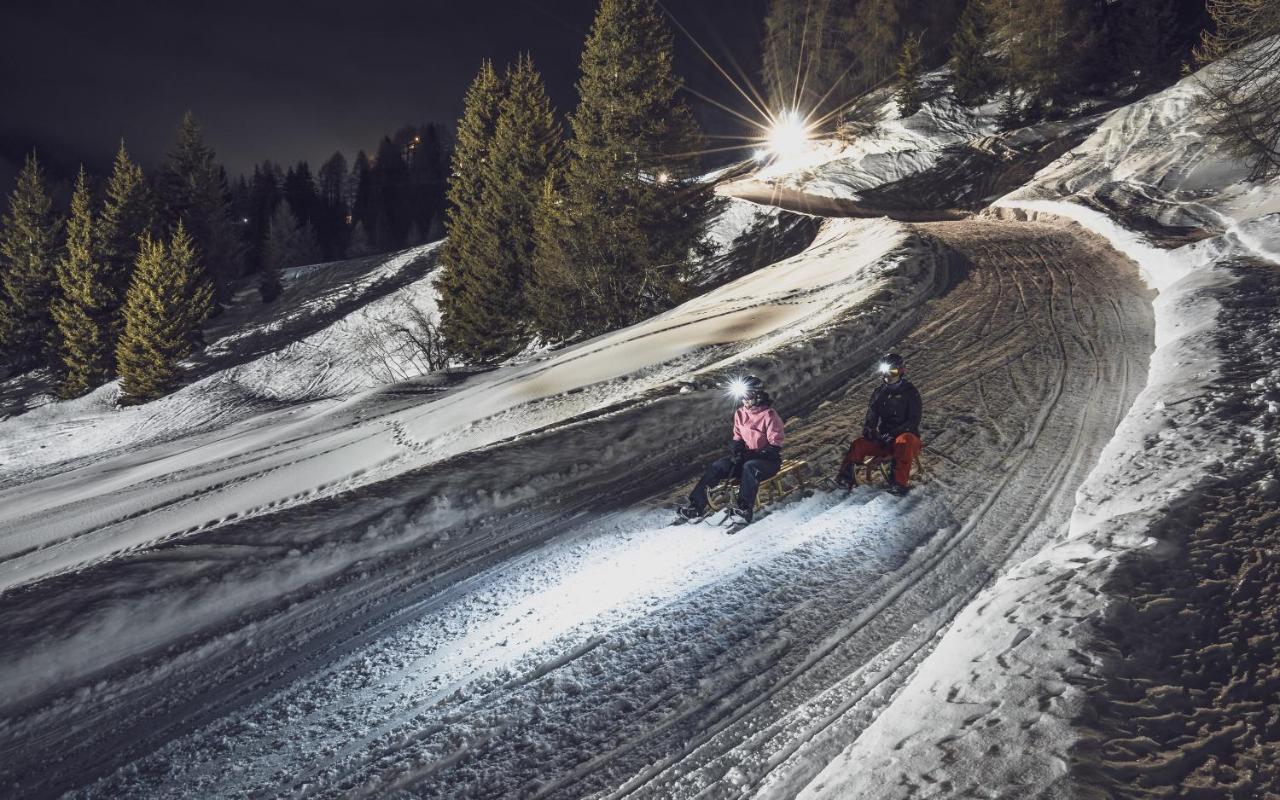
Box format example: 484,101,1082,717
61,219,1153,799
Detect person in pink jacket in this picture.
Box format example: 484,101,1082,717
678,375,785,524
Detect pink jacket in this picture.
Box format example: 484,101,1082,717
733,405,785,451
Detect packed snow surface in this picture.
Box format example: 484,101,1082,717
4,51,1278,800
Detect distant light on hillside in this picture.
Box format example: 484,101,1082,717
765,111,810,160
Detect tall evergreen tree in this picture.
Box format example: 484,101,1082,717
0,152,61,374
437,60,505,352
52,168,113,397
115,224,213,404
245,160,283,271
439,55,563,362
895,33,925,117
316,151,349,257
984,0,1100,106
951,0,997,105
347,220,373,257
370,137,410,250
283,161,321,229
262,201,321,285
94,141,156,361
761,0,851,114
350,150,373,238
1114,0,1182,85
846,0,902,90
532,0,714,340
159,112,243,305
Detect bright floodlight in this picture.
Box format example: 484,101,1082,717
766,112,809,158
727,376,750,399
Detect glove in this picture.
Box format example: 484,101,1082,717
730,440,747,457
862,426,876,442
879,432,896,450
760,444,781,460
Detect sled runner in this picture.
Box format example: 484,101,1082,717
855,451,928,488
705,458,809,513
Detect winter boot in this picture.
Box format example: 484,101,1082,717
676,504,704,523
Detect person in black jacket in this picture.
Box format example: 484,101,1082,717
835,353,922,495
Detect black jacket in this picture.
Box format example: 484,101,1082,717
864,378,922,438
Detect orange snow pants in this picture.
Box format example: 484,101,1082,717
842,433,922,487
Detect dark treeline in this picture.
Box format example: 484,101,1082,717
0,111,450,403
234,123,450,293
762,0,1212,123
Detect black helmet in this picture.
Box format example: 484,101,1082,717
878,353,905,382
729,374,766,402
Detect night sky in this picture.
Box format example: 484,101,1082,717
0,0,769,184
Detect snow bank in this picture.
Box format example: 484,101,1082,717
751,70,1001,202
801,57,1280,799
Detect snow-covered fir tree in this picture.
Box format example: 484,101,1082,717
94,141,157,368
895,34,924,117
115,223,213,404
52,169,114,397
0,152,61,375
951,0,997,105
531,0,714,340
159,112,243,306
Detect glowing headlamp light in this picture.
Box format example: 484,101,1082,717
727,377,750,400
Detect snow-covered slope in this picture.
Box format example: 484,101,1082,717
801,54,1280,800
0,244,445,486
4,48,1277,800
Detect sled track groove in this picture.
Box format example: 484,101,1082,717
3,219,1155,799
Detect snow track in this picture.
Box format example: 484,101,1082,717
8,218,1152,799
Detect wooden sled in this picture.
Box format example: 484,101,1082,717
706,458,810,513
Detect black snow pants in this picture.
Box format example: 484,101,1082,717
689,455,780,513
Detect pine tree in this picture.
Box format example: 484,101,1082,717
246,161,283,271
316,151,349,258
159,112,243,305
1115,0,1181,85
0,152,61,374
260,203,320,301
115,224,213,404
846,0,902,90
94,141,156,363
437,60,505,354
350,150,373,239
532,0,714,340
985,0,1100,107
347,220,373,257
951,0,997,105
997,86,1021,129
436,55,563,362
527,176,577,339
761,0,852,114
895,34,925,117
52,169,114,397
370,137,410,250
